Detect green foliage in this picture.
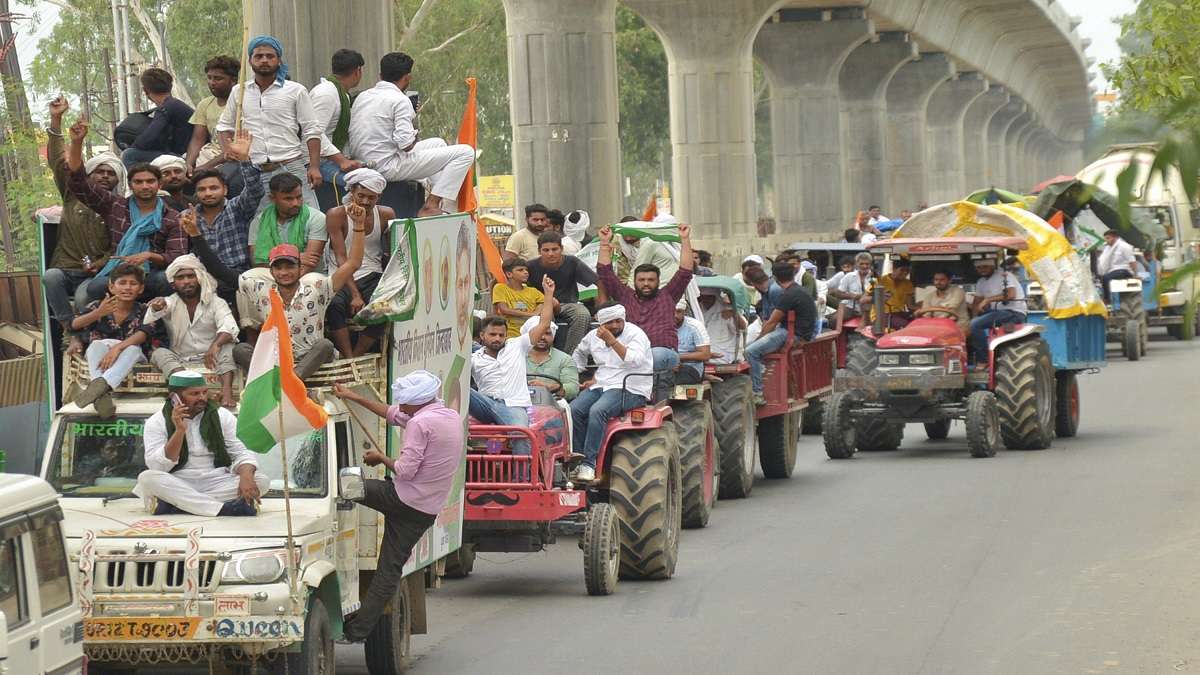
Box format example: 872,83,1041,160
162,0,244,100
615,6,669,207
395,0,511,176
1102,0,1200,130
0,126,57,272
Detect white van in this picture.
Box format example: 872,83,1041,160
1078,144,1200,338
0,474,85,675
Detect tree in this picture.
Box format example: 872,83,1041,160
1102,0,1200,130
615,6,669,210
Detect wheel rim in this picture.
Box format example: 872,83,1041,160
1035,361,1054,431
987,405,1001,449
606,513,619,579
1069,379,1080,424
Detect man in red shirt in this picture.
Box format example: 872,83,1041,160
596,223,693,395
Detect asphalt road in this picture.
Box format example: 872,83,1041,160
335,334,1200,675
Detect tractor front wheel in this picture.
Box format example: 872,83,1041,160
1054,372,1080,438
823,392,857,459
582,503,620,596
711,375,757,499
608,425,682,580
1123,319,1141,361
674,400,716,529
965,391,1001,458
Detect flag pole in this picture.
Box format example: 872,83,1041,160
235,0,250,133
276,393,300,610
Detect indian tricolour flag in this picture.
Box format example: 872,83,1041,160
236,288,328,452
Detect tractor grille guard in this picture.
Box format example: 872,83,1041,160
466,427,543,489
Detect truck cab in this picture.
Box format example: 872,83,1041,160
0,474,85,675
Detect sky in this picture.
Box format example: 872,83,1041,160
11,0,1135,115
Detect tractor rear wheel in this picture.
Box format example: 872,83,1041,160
1122,319,1140,361
924,420,951,440
994,339,1056,450
823,392,856,459
965,391,1001,458
1054,371,1080,438
800,400,823,434
758,411,799,479
582,503,620,596
673,400,715,529
608,425,681,580
711,375,757,499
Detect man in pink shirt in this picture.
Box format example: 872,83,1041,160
332,369,464,642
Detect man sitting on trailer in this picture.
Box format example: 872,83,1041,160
569,303,655,482
144,255,239,409
699,289,746,365
331,370,463,643
469,277,557,455
133,370,269,517
1096,229,1136,301
745,262,817,406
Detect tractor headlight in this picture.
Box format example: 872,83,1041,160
221,549,287,584
908,353,935,366
879,354,900,366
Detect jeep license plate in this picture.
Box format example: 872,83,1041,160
84,617,200,641
884,377,916,389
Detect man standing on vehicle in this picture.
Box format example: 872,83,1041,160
525,231,597,353
744,262,817,406
331,371,464,643
595,223,694,391
968,256,1027,365
569,303,654,482
469,277,557,455
1096,229,1137,301
133,370,269,517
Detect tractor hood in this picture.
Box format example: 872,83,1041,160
876,318,964,349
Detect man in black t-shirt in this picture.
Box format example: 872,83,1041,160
121,68,195,167
744,262,817,405
525,231,597,353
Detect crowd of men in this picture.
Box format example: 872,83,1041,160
45,37,476,418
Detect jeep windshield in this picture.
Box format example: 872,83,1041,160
47,414,328,499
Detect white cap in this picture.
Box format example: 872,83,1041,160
742,254,764,266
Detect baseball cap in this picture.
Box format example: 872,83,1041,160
269,243,301,265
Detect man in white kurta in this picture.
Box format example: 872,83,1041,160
346,52,474,217
134,371,269,516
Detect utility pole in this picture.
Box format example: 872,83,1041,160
110,0,128,118
103,47,119,142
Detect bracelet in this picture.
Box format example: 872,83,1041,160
47,127,63,136
353,228,366,233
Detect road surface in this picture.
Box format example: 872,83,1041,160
336,334,1200,674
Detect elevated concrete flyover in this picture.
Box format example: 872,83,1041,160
499,0,1090,264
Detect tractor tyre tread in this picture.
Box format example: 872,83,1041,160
608,425,682,580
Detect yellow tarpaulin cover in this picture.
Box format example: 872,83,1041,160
894,201,1107,319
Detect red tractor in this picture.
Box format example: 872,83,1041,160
459,375,683,595
823,237,1105,458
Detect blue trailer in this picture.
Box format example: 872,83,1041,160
1026,312,1107,438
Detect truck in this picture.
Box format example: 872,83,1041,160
36,213,477,673
0,474,85,675
1077,144,1200,340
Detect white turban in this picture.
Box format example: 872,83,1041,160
344,168,387,194
150,154,187,172
801,260,818,275
520,315,557,336
742,254,764,266
652,212,678,225
165,254,218,304
564,210,589,241
84,153,129,197
391,370,442,405
595,304,626,324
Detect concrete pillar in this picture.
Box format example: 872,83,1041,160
961,85,1009,191
985,100,1025,188
837,33,917,220
1020,125,1043,191
249,0,392,87
754,10,873,234
924,72,987,205
503,0,622,227
1003,110,1032,189
624,0,777,241
883,53,955,213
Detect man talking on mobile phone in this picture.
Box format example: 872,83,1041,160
133,370,270,516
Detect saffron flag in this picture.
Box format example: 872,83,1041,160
640,193,657,222
454,77,505,284
236,288,328,452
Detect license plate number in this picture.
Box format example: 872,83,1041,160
84,618,199,641
885,377,916,389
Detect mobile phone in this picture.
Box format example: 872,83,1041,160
407,91,420,111
171,393,183,408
